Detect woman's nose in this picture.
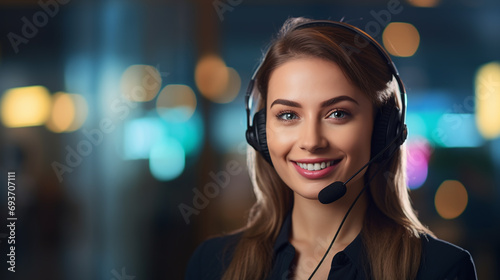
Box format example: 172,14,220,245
298,120,328,153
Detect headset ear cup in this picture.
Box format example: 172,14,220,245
254,109,272,165
371,102,401,162
245,109,273,165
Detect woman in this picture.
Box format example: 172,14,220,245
186,17,477,280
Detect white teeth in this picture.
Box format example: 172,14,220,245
297,161,336,171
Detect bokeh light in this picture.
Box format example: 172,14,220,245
383,22,420,57
435,114,483,147
46,92,88,133
210,67,241,104
1,85,51,128
123,113,204,161
435,180,469,220
149,137,185,181
475,61,500,139
68,94,89,131
163,112,204,157
406,138,431,189
121,64,162,102
156,84,197,122
406,113,428,140
195,54,229,102
46,92,75,133
211,104,246,153
406,0,440,8
123,117,167,160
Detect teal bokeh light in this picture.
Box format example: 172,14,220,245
211,104,246,153
434,114,484,148
122,111,204,162
149,137,185,181
123,117,167,160
406,113,428,140
162,111,204,157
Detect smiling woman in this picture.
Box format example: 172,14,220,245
185,17,477,280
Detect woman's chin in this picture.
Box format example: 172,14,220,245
292,188,324,202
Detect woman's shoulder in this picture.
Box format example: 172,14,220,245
417,234,477,280
185,232,242,280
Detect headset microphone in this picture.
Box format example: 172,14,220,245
318,182,346,204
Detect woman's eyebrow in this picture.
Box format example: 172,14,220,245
270,95,359,109
270,99,301,108
320,96,359,107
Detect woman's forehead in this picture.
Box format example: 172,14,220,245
266,57,371,107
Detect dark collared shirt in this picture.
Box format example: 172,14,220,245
268,214,369,279
186,214,477,279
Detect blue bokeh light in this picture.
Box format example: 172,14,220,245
123,117,166,160
160,111,204,157
435,114,484,148
211,104,246,153
406,113,428,140
149,137,185,181
123,111,204,162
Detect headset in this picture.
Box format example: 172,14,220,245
245,20,407,165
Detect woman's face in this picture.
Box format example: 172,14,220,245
266,57,374,201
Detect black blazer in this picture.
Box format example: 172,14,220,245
186,215,477,279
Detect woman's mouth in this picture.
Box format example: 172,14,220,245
292,159,341,179
296,160,336,171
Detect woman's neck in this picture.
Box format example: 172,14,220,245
290,185,368,248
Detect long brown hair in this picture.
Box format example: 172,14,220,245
222,17,432,280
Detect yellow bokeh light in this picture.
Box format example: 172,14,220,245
211,67,241,104
121,65,162,102
435,180,468,220
1,85,51,128
383,22,420,57
46,92,75,133
68,94,88,131
195,54,229,101
46,92,88,133
475,62,500,139
156,84,197,122
406,0,440,8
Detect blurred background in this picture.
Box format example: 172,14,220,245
0,0,499,279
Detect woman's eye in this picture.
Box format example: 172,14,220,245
328,110,348,119
277,112,298,121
